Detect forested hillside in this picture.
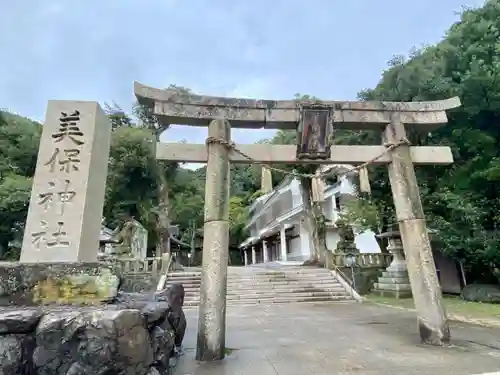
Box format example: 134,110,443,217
1,1,500,283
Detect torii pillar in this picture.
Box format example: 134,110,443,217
385,114,449,344
196,119,231,361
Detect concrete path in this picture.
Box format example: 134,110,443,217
175,301,500,375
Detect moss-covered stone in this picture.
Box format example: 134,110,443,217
0,262,120,306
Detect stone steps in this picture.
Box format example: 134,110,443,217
373,282,411,291
167,274,339,281
167,282,342,290
183,290,345,298
166,266,353,307
177,283,346,290
182,295,352,307
185,288,345,298
377,276,409,284
169,279,343,287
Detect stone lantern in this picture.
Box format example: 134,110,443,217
372,230,412,299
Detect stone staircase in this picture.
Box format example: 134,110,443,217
166,265,354,308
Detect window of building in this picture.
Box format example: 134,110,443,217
335,196,341,210
325,174,340,186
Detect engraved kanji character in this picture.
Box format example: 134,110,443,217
31,220,49,248
44,148,81,173
59,149,81,173
46,221,70,247
37,182,56,211
52,110,84,146
57,179,76,215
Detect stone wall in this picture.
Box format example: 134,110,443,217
0,302,180,375
0,261,186,375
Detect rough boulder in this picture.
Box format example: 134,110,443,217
0,284,186,375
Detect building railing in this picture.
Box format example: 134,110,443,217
329,252,392,269
107,255,171,277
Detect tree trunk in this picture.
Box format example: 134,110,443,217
0,241,8,260
377,204,392,254
153,125,173,257
313,202,329,265
375,236,388,253
300,177,326,265
156,163,171,255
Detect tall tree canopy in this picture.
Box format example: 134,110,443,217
345,0,500,282
0,112,41,259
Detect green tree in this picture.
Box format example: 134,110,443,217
105,97,182,255
345,0,500,282
104,102,133,130
229,196,249,247
104,126,160,250
131,85,192,255
0,111,41,259
0,175,32,259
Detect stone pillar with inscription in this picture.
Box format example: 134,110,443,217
196,119,231,361
20,101,112,263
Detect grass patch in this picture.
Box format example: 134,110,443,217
224,347,239,355
368,294,500,321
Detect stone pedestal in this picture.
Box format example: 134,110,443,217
373,231,412,299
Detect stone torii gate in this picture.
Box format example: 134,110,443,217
135,81,461,360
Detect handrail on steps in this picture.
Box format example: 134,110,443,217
324,254,364,302
156,254,173,291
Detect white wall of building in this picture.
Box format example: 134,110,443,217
290,179,303,207
288,236,303,261
242,170,382,265
325,229,381,253
326,231,340,251
354,230,381,253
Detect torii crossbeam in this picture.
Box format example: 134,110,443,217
135,81,461,360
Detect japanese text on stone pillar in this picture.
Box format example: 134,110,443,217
31,110,84,249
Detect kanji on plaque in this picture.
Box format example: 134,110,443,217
37,180,76,214
44,148,81,173
31,220,70,249
52,110,84,146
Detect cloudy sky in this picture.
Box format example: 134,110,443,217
0,0,484,148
